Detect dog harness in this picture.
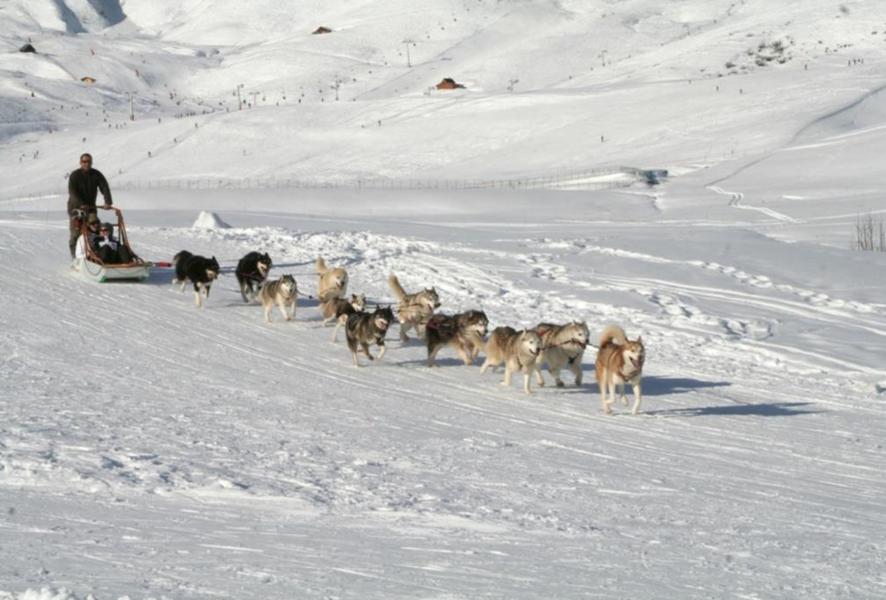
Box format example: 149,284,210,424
241,270,266,282
539,335,587,364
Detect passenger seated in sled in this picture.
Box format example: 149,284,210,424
93,222,133,264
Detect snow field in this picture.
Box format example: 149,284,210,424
2,193,885,597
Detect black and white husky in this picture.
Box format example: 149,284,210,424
345,306,394,366
259,274,298,323
235,251,272,303
173,250,220,308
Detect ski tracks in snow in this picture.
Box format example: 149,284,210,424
708,185,800,223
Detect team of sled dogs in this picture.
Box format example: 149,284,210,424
172,250,646,414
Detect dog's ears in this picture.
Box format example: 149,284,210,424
637,335,643,344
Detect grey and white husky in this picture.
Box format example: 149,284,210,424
259,274,298,323
345,306,394,367
481,327,542,395
388,274,440,341
533,321,590,388
321,293,367,342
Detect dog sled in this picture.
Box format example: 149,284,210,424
71,206,150,282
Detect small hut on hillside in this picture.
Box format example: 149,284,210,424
312,26,332,35
436,78,465,90
80,76,97,85
19,43,36,53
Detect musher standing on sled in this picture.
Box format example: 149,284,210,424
67,153,112,259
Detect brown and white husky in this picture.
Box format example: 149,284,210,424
595,325,645,415
315,257,348,302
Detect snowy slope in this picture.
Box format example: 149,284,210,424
2,189,886,598
2,0,886,193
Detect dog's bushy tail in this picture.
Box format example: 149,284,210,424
598,324,627,349
173,250,192,266
388,274,407,302
315,256,328,275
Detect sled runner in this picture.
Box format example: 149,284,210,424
71,206,150,282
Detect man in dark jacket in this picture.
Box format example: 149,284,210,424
67,153,112,259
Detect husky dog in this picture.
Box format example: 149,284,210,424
533,321,590,388
172,250,194,289
235,251,272,303
595,325,646,415
173,250,220,308
345,306,394,367
321,293,367,342
315,257,348,302
259,274,298,323
480,327,543,395
425,310,488,367
388,274,440,342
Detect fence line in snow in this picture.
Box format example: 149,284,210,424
1,166,648,203
113,166,643,192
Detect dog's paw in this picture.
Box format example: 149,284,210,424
555,380,565,388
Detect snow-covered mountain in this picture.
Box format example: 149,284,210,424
2,2,886,599
2,0,886,194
